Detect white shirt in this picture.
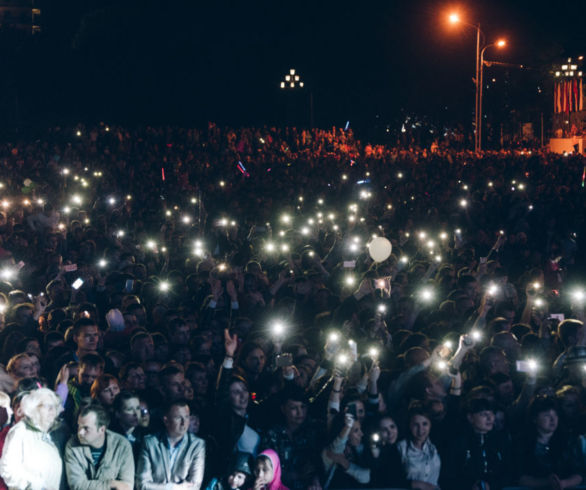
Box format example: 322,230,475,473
0,420,62,490
396,438,441,486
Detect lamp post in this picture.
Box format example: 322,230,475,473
448,13,482,153
448,13,506,153
280,69,313,127
479,39,506,150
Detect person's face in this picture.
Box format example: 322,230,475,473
244,348,265,375
348,420,364,448
189,414,200,434
164,404,190,440
535,409,558,434
13,357,35,378
191,371,208,396
79,365,102,387
467,410,495,434
183,379,194,400
99,380,120,406
559,393,580,419
281,399,307,429
126,367,146,391
164,372,185,400
496,380,515,404
75,325,99,352
229,381,249,413
77,412,106,448
255,458,274,486
228,471,247,489
170,324,190,345
118,397,141,430
133,337,154,361
25,340,41,357
37,398,58,432
379,417,398,445
409,414,431,445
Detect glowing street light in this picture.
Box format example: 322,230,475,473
448,11,507,153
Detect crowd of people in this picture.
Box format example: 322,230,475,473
0,123,584,490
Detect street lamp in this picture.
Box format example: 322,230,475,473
479,39,506,150
448,13,506,152
448,12,482,153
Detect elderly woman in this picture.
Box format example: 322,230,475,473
0,387,63,490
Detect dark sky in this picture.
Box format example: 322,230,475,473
17,0,586,128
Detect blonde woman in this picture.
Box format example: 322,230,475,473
0,387,63,490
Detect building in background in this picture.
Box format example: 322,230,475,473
0,0,40,35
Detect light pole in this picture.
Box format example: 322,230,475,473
479,39,506,150
448,13,506,153
448,13,482,153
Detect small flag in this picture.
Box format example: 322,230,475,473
161,167,165,181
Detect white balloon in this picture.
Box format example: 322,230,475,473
368,237,392,262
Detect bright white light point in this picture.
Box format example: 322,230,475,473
420,288,434,301
400,256,408,263
165,210,172,216
369,347,379,357
298,196,304,202
460,199,468,208
440,232,448,240
182,215,191,224
265,242,276,252
272,322,285,335
471,330,482,341
191,197,197,204
72,195,82,205
328,213,335,220
159,281,170,292
397,172,403,178
219,181,225,187
342,174,348,180
108,197,116,205
146,240,156,249
98,259,107,268
528,359,538,371
117,230,125,237
534,298,544,307
62,168,70,175
419,231,427,240
426,240,435,248
281,214,291,224
63,206,71,214
377,304,386,313
387,204,392,209
329,332,339,342
279,230,285,237
230,221,236,226
281,244,289,252
345,276,355,286
437,360,447,370
337,353,349,365
318,199,324,205
333,224,339,230
455,229,462,234
435,255,442,262
349,243,358,252
349,216,355,222
443,340,453,349
301,227,310,235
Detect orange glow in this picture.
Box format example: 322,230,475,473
497,39,506,47
448,12,460,23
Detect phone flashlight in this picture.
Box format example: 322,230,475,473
377,304,387,313
272,321,286,337
368,347,379,358
328,331,340,343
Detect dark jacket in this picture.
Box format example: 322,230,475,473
440,428,512,490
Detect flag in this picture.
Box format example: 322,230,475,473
573,79,578,112
580,79,584,111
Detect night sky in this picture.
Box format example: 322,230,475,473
11,0,586,129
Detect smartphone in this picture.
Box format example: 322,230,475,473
549,313,565,322
343,261,356,269
346,403,357,418
516,360,538,373
72,278,84,290
275,353,293,368
125,279,135,293
479,257,487,264
64,264,78,272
